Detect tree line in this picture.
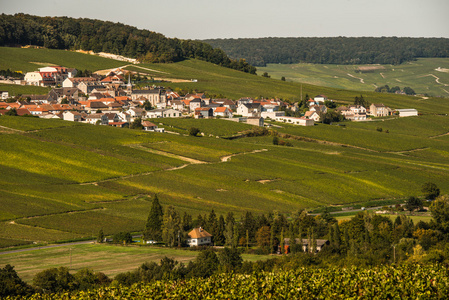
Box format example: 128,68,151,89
0,14,256,74
204,37,449,66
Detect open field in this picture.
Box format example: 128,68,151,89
0,243,271,283
258,58,449,98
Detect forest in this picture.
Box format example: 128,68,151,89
204,37,449,66
0,14,256,74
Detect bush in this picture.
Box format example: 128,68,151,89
189,127,200,136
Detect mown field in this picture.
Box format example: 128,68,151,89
258,58,449,98
0,112,448,246
0,243,272,283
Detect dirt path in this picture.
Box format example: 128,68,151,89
221,149,268,162
128,144,206,164
347,73,364,83
429,132,449,139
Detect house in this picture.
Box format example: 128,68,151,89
77,82,103,94
396,109,418,117
48,88,80,102
195,107,213,119
170,100,186,111
131,89,166,106
246,117,264,127
275,116,314,126
24,71,55,86
189,98,204,112
187,227,213,247
213,99,236,111
304,111,321,122
338,105,366,121
370,103,391,117
283,238,329,253
62,77,98,88
127,108,146,119
237,103,261,117
214,107,233,118
0,91,9,100
314,95,328,103
103,113,120,124
62,111,82,122
309,105,327,114
101,74,124,85
85,113,108,125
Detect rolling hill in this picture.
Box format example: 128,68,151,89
1,47,449,247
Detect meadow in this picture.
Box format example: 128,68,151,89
0,243,271,283
258,58,449,98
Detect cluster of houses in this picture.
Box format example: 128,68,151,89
0,66,418,128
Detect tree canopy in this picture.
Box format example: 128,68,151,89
205,37,449,66
0,14,256,74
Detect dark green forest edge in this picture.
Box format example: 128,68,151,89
0,14,256,74
204,37,449,66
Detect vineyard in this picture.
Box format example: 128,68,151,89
13,264,449,299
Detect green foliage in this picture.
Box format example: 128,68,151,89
129,117,143,130
321,110,344,124
0,264,34,297
113,232,132,245
32,267,75,293
422,182,440,200
205,37,449,66
405,196,423,213
143,194,163,241
188,127,200,136
22,264,449,299
430,195,449,233
0,14,256,73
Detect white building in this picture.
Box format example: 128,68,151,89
187,227,212,247
275,116,314,126
396,109,418,117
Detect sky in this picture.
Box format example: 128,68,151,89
2,0,449,40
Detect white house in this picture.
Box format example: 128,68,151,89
187,227,212,247
237,103,261,117
369,103,391,117
214,106,233,118
0,91,9,100
275,116,314,126
304,111,321,122
396,109,418,117
62,111,82,122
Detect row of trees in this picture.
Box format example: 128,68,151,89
205,37,449,66
375,84,416,95
0,14,256,74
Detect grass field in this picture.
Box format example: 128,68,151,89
0,243,272,283
258,58,449,98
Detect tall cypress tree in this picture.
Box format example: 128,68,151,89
144,194,163,241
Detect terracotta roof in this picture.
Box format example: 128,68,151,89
188,227,212,239
142,121,156,127
214,107,228,113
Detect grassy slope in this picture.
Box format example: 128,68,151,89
0,47,448,246
258,58,449,98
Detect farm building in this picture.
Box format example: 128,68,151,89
396,109,418,117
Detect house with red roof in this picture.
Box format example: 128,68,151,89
187,227,213,247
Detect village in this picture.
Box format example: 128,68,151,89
0,65,419,131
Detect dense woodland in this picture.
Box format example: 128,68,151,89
204,37,449,66
0,14,256,74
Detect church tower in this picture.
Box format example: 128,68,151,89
126,73,132,95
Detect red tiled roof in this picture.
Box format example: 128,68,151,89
188,228,212,239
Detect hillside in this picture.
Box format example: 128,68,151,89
258,58,449,98
1,47,448,114
1,46,449,247
204,37,449,66
0,113,448,247
0,14,255,74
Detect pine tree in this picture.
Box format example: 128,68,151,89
144,194,163,241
